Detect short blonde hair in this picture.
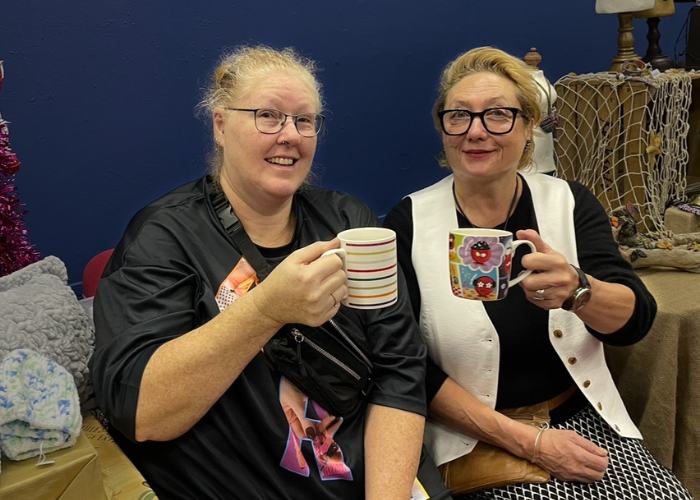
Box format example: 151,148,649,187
433,46,541,170
198,45,323,176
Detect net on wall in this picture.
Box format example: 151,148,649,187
553,71,693,236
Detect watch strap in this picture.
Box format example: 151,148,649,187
562,265,591,311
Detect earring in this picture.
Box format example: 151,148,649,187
524,139,533,152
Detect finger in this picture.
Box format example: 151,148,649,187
321,270,349,296
307,248,347,280
521,252,558,272
516,229,553,254
327,290,340,311
292,239,340,264
575,459,607,481
585,454,609,474
575,435,608,457
520,273,554,292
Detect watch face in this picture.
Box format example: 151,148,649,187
572,288,592,311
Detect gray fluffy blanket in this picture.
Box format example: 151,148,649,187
0,256,94,406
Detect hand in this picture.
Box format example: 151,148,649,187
516,229,580,310
534,427,609,482
251,239,348,327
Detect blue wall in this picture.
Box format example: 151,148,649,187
1,1,695,289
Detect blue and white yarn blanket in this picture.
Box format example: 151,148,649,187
0,349,82,461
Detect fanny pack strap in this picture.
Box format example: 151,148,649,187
208,179,372,372
209,180,273,281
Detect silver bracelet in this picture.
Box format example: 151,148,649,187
532,422,550,462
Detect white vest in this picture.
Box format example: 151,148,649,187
409,173,642,467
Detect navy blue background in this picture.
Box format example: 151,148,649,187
1,1,695,289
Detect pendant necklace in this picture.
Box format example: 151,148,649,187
453,174,520,232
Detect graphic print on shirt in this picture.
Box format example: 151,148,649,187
214,257,258,310
279,377,353,481
215,263,353,482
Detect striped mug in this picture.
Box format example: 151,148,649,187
324,227,398,309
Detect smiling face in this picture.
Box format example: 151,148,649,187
213,71,319,207
442,71,532,183
473,275,495,297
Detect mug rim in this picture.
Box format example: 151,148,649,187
450,228,512,238
338,227,396,244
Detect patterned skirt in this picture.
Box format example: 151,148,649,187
461,406,692,500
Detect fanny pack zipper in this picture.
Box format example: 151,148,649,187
327,318,373,368
289,327,361,381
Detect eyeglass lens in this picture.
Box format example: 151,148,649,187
255,109,322,137
442,108,516,135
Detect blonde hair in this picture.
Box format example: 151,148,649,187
432,46,541,170
197,45,323,176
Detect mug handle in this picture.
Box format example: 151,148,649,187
507,240,537,287
322,248,347,269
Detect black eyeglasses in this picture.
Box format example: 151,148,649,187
438,107,524,136
225,108,324,137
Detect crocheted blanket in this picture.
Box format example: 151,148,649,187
0,349,82,460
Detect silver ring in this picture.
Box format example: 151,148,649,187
534,289,546,301
330,292,338,308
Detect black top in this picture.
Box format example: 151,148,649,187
91,176,427,500
383,176,657,411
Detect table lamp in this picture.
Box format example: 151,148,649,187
596,0,676,71
637,0,676,70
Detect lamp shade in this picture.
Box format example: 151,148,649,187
635,0,675,17
596,0,654,13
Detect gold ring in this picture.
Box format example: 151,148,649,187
330,292,338,308
534,289,546,301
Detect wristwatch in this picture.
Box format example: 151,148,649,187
561,265,592,312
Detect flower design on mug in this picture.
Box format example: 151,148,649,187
459,237,504,272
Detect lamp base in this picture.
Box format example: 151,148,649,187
643,17,675,71
609,13,642,72
649,55,675,71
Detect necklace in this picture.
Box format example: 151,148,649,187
453,174,520,232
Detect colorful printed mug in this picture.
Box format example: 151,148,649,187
448,228,536,301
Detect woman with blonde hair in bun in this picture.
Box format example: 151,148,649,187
91,45,441,500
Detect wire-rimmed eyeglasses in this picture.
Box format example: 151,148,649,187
438,107,524,136
226,108,324,137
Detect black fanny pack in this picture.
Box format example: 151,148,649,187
264,318,373,416
210,181,374,416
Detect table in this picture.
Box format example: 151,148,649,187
605,269,700,498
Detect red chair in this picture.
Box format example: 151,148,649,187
82,249,114,298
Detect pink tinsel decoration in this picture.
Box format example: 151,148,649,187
0,177,40,275
0,121,22,175
0,62,40,276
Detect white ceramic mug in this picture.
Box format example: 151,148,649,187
324,227,398,309
449,228,536,301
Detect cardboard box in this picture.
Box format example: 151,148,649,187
0,416,157,500
81,415,157,500
0,433,106,500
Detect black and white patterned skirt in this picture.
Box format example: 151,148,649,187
461,406,692,500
